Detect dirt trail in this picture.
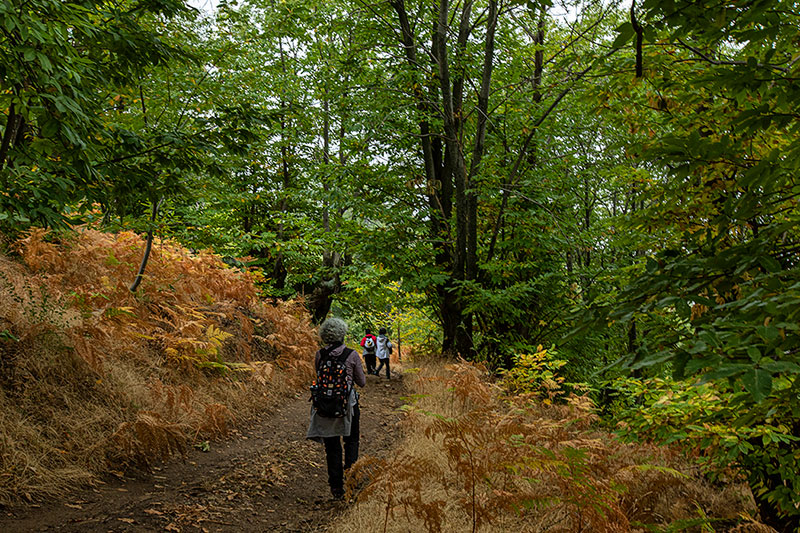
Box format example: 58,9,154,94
1,373,406,532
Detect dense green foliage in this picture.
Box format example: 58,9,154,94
2,0,799,528
0,0,211,226
578,2,800,527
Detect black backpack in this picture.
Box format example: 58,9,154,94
310,346,353,418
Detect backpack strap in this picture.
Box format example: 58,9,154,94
316,345,353,371
337,348,354,363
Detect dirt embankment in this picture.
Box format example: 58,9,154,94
1,373,405,533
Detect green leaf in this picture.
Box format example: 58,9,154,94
761,361,800,374
37,53,52,72
41,119,59,138
746,347,761,362
741,369,772,403
756,326,779,342
703,364,748,381
759,256,782,273
612,22,635,48
675,298,691,319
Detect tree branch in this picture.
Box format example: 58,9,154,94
129,196,164,292
677,38,789,73
631,0,643,77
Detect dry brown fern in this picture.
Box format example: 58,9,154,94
13,225,315,376
68,332,104,375
111,411,188,468
444,359,493,408
258,299,317,386
349,455,447,533
195,403,232,438
248,361,275,386
1,225,321,504
147,381,195,420
343,361,763,533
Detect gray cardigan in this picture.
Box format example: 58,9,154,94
306,344,366,442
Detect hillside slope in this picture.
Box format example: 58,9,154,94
0,227,316,505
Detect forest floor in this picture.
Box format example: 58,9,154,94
0,372,406,533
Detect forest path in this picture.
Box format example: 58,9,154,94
1,372,406,532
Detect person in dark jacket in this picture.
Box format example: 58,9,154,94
306,317,366,499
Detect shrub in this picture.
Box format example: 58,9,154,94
605,376,800,530
500,345,590,403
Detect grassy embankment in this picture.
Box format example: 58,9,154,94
335,357,771,533
0,227,316,505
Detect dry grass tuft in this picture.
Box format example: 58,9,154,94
111,411,189,467
335,359,769,533
0,226,317,505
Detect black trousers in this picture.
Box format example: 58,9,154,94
322,404,360,496
364,352,376,373
376,357,390,378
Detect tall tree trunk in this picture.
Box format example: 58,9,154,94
466,0,497,284
0,104,23,171
391,0,461,355
459,0,498,358
435,0,478,356
391,0,498,357
305,41,351,324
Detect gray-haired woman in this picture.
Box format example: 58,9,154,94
306,317,366,499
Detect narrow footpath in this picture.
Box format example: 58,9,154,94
1,373,406,532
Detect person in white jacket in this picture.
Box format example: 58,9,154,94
374,327,393,379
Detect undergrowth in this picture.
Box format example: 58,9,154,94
336,355,771,532
0,226,317,505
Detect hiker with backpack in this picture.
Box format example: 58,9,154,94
306,317,366,499
360,328,378,375
374,327,393,379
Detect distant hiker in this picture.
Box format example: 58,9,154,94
360,328,378,375
306,317,366,500
374,327,393,379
